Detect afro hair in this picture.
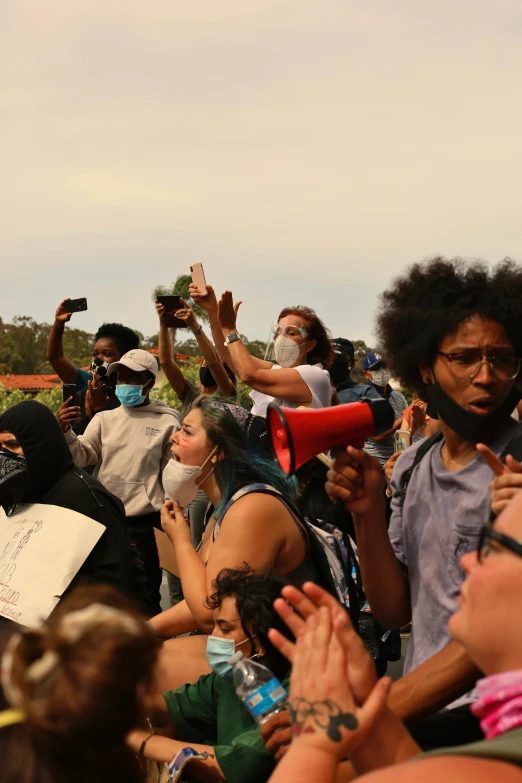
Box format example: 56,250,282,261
94,323,140,358
375,256,522,396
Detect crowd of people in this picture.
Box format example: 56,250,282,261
1,255,522,781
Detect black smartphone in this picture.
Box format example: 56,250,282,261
62,384,77,405
65,297,88,314
156,295,187,328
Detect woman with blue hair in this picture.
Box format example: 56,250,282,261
151,396,318,691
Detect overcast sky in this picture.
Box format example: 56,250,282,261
2,0,522,346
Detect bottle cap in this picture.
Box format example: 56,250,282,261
228,651,244,666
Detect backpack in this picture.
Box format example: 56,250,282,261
213,482,363,628
394,426,522,509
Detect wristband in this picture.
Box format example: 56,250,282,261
138,731,155,758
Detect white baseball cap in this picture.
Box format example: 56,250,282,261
108,349,158,378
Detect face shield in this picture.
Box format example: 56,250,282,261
264,322,310,368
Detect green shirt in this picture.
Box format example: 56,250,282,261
163,671,288,783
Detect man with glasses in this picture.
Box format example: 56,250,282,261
325,257,522,750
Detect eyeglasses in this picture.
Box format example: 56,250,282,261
272,325,308,339
437,351,521,380
477,524,522,562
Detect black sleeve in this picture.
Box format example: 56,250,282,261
43,471,132,596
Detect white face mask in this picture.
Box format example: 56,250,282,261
274,335,302,368
162,447,217,508
369,368,391,387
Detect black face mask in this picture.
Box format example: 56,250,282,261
425,382,521,443
199,365,217,389
0,447,29,514
329,361,351,387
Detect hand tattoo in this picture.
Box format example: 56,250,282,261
289,698,358,742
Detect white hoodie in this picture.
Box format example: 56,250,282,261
64,401,180,517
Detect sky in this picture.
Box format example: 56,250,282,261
2,0,522,346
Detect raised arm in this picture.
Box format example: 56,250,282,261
174,300,235,398
156,302,186,397
189,283,273,374
46,298,78,383
58,403,103,467
218,290,315,404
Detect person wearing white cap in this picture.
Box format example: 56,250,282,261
57,349,180,614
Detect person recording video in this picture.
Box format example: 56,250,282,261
46,298,140,434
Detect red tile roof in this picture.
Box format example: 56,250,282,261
0,350,193,392
0,375,62,392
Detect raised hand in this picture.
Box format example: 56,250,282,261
57,398,81,432
174,299,198,331
410,399,427,434
85,370,108,419
477,442,522,516
155,300,166,323
268,582,378,706
287,606,390,761
55,299,72,323
218,290,242,332
189,283,218,314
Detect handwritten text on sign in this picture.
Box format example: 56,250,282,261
0,504,104,628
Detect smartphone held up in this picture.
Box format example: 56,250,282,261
156,295,187,329
65,298,88,314
190,262,206,294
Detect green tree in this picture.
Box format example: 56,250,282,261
152,275,209,323
0,316,94,375
242,337,268,360
351,339,374,383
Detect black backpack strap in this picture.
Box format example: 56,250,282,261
393,431,444,509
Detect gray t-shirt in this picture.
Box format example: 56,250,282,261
364,389,408,465
180,379,200,422
389,419,521,708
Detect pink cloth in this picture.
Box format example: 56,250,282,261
471,670,522,740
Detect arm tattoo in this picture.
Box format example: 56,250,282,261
289,698,358,742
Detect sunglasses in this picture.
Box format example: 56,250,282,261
477,524,522,562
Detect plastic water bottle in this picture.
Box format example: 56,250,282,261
229,651,287,725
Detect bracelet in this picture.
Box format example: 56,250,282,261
138,731,155,758
194,324,203,333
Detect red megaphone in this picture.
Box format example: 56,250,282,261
267,399,395,475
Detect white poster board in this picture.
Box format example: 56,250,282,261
0,503,105,628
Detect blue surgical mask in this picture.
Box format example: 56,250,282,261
206,635,253,680
115,384,146,407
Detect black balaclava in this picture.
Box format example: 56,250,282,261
0,447,29,514
0,401,74,507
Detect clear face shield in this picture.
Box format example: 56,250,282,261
264,322,310,368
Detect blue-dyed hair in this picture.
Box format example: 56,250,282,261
193,396,298,518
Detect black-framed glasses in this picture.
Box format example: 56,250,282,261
477,524,522,562
437,351,520,380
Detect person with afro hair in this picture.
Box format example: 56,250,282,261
325,257,522,752
47,298,140,435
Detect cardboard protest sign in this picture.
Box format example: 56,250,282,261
0,503,105,628
153,528,180,577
